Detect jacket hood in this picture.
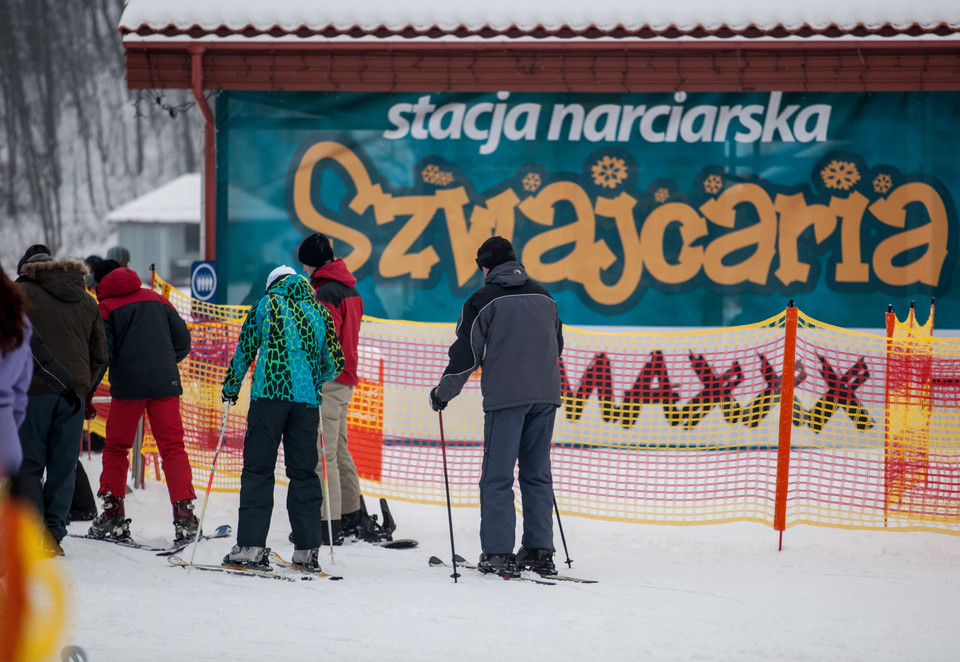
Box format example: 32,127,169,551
312,258,357,288
96,266,143,298
268,273,315,300
485,260,528,288
19,258,89,303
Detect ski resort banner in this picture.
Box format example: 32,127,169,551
215,91,960,327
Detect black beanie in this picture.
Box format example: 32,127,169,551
94,259,121,284
475,236,516,270
17,244,51,275
298,233,334,268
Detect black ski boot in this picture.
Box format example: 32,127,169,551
516,547,558,576
477,553,521,579
172,499,200,542
87,492,131,540
321,520,344,546
222,545,270,569
340,509,362,539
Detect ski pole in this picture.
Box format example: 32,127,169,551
318,422,336,566
438,410,460,582
189,403,231,568
553,494,573,568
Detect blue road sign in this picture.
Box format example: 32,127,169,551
191,261,218,302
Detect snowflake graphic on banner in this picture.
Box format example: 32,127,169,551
873,173,893,194
523,172,541,192
703,174,724,195
591,156,628,189
820,160,861,191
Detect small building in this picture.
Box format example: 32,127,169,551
105,173,201,287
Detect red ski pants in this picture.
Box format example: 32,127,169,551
98,397,196,503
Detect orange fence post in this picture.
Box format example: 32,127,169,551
773,303,798,550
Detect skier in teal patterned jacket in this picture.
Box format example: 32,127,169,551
221,266,344,573
222,268,343,404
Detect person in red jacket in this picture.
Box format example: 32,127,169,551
298,233,367,545
87,259,198,543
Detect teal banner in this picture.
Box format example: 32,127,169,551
216,91,959,328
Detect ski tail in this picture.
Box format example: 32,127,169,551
379,498,397,536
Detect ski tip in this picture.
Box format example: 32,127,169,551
453,554,467,563
428,556,444,566
215,524,232,536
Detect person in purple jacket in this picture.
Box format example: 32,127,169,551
0,262,33,478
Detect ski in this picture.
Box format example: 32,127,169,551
428,555,556,585
267,552,344,580
523,570,598,584
68,524,232,555
375,538,418,549
167,555,305,582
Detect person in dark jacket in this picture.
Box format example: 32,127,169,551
87,259,198,543
220,266,343,572
14,249,108,555
298,233,366,544
430,236,564,578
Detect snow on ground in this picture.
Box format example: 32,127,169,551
50,455,960,661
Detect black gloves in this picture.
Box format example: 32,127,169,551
429,387,447,412
61,388,82,416
222,392,238,406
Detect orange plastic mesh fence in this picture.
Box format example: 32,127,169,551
113,274,960,534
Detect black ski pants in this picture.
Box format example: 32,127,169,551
237,398,323,550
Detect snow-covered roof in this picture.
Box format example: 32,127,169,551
106,173,286,225
119,0,960,41
106,174,200,225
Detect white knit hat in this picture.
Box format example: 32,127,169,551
265,265,296,290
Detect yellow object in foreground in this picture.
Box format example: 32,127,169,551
0,498,67,662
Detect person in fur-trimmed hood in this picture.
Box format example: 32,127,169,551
14,248,107,555
87,259,198,545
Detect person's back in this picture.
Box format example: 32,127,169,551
466,262,562,411
18,255,106,398
95,263,189,400
220,266,343,573
14,251,107,554
431,236,564,578
88,259,196,543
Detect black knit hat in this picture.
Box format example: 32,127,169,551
93,259,121,284
17,244,51,275
475,236,516,270
298,233,334,268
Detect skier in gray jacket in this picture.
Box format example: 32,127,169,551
430,236,563,578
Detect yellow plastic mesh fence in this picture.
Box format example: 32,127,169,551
111,273,960,535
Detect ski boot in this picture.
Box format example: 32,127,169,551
292,548,322,572
87,492,132,540
222,545,270,569
172,499,200,542
321,520,344,546
477,553,521,579
340,509,362,540
516,547,558,576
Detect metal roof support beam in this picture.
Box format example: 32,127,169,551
189,45,217,262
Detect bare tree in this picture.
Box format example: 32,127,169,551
0,0,203,266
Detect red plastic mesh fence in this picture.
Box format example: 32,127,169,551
91,275,960,535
